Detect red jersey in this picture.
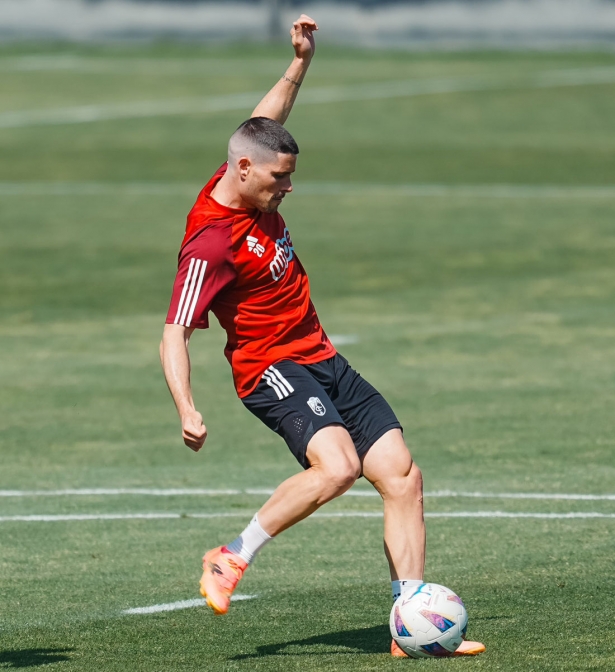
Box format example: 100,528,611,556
165,164,336,398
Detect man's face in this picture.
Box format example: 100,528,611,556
238,152,296,213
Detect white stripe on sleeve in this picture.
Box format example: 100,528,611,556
174,258,195,324
185,261,207,327
179,259,201,325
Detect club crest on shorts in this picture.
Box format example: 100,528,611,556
307,396,326,416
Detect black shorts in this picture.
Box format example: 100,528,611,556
242,354,402,469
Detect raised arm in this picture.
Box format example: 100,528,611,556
250,14,318,125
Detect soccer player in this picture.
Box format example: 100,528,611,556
160,15,485,658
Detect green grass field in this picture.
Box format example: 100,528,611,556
1,42,615,671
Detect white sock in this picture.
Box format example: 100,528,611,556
225,514,272,565
392,578,423,602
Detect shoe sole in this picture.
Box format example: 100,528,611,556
391,650,485,658
199,579,228,616
454,644,486,656
391,642,486,658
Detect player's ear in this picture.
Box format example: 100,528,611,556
238,156,251,181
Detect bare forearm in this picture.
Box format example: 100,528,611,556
250,15,318,124
160,325,195,417
161,324,207,451
251,57,311,125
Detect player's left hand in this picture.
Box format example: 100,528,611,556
291,15,318,61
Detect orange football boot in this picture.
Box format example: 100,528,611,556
391,639,486,657
391,639,408,657
199,546,248,615
454,640,486,656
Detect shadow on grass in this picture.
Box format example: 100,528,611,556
231,625,390,660
0,648,73,668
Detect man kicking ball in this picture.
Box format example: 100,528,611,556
160,15,485,658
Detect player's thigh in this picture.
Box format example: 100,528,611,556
361,428,421,498
305,424,361,483
361,428,411,482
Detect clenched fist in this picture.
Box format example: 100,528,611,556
181,409,207,452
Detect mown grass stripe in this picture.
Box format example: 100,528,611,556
0,513,245,522
1,488,614,500
429,491,615,501
0,55,287,75
1,182,615,199
1,511,614,523
0,488,243,497
2,66,615,129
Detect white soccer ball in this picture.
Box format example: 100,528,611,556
389,583,468,658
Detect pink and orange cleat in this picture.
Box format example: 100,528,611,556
199,546,248,615
391,638,486,658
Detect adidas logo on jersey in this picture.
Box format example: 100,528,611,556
246,235,265,258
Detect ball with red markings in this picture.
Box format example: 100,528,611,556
389,583,468,658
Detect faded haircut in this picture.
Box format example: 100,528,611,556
228,117,299,164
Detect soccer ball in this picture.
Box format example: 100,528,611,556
389,583,468,658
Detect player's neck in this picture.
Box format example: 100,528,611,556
210,173,252,211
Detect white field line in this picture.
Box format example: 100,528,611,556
0,513,247,522
2,66,615,129
1,488,615,501
122,594,256,615
428,490,615,501
3,58,608,80
426,512,615,519
297,183,615,199
0,55,287,75
315,512,615,519
0,488,245,497
1,511,615,523
2,182,615,200
0,91,262,129
0,182,200,196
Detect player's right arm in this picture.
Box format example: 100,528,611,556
160,324,207,452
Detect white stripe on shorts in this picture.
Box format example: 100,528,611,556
267,366,294,395
262,371,286,400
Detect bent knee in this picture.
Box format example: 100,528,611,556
408,462,423,501
331,460,361,492
400,462,423,503
320,460,361,500
380,461,423,502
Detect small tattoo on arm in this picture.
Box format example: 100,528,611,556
282,74,301,87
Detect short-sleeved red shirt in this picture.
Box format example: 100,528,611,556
166,164,336,398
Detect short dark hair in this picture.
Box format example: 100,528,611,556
234,117,299,155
